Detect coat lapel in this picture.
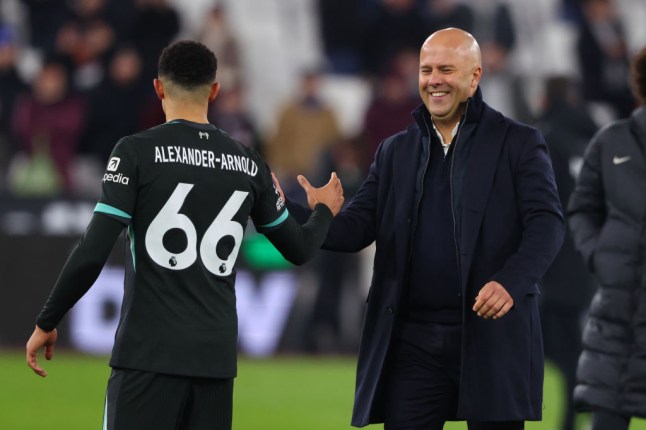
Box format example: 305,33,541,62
393,129,426,279
457,112,508,288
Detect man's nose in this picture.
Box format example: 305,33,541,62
426,71,442,86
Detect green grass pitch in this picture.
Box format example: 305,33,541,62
2,351,645,429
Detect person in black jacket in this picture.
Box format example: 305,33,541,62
568,45,646,430
279,27,564,429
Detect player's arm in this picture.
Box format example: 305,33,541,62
26,213,124,377
261,173,343,265
263,204,333,265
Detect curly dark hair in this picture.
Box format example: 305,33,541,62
631,46,646,105
158,40,217,89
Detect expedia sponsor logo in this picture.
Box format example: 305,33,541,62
102,172,130,185
107,157,120,171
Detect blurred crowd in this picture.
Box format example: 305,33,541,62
0,4,642,290
0,0,643,199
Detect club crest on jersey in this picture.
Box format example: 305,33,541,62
199,131,209,139
272,184,285,210
275,196,284,211
107,157,120,171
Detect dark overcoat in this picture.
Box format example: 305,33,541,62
568,106,646,416
288,87,564,426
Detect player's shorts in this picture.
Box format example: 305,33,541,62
103,367,233,430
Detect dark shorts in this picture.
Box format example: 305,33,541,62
103,368,233,430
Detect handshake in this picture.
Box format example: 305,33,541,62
272,172,345,216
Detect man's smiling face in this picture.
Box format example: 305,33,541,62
418,29,482,127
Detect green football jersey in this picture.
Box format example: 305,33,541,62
96,119,287,378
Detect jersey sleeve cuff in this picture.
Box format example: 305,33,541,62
94,203,132,224
256,208,290,231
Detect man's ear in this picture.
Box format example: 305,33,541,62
471,66,483,89
208,82,220,102
153,78,165,99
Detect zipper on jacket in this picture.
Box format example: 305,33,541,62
449,98,471,301
410,119,433,249
402,120,433,300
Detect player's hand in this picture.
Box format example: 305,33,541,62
473,281,514,320
297,172,345,216
26,325,58,377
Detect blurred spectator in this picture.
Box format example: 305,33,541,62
267,70,342,200
0,24,27,185
469,0,532,121
576,0,634,119
22,0,73,55
561,0,585,23
536,76,598,430
103,0,139,44
470,0,516,68
317,0,363,74
306,138,365,353
139,91,166,131
360,0,428,76
81,46,147,164
131,0,180,79
208,84,263,155
54,0,117,91
390,48,422,97
567,45,646,430
195,4,240,89
11,58,85,194
422,0,474,34
359,68,419,171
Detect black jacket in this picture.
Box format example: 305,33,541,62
568,106,646,416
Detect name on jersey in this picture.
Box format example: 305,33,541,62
154,146,258,176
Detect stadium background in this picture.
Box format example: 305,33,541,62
2,0,646,429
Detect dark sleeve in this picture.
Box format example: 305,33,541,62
491,128,565,300
285,197,312,224
35,213,125,331
263,203,333,265
567,132,606,270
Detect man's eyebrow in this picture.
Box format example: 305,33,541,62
420,63,455,69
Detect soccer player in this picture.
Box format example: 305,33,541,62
25,40,344,430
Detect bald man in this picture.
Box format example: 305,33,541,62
282,28,564,429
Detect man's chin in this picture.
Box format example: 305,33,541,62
427,108,451,120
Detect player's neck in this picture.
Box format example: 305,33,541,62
163,101,210,124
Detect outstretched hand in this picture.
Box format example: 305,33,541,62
297,172,345,216
26,325,58,377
